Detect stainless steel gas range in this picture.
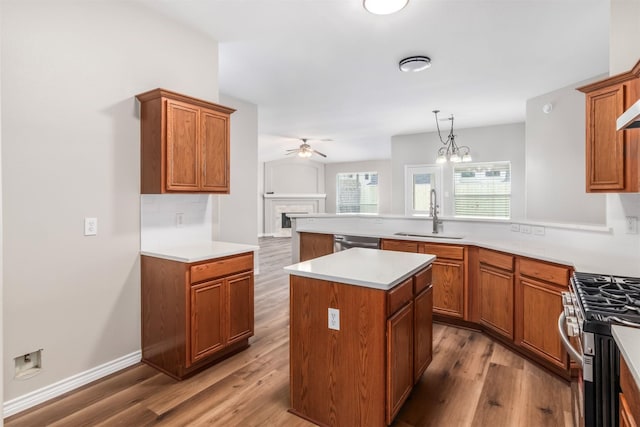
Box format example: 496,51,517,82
559,272,640,427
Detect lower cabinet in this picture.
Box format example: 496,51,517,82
289,267,433,427
515,258,570,371
478,249,515,339
620,355,640,427
382,239,466,320
382,237,572,377
142,251,254,379
299,232,334,261
386,302,414,425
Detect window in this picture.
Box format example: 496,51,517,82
405,165,441,216
453,162,511,219
336,172,379,214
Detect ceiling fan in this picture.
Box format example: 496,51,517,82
285,138,329,158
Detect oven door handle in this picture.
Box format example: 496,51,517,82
558,312,583,366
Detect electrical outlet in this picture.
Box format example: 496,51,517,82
533,226,545,236
14,349,43,379
626,216,638,234
176,213,185,228
84,218,97,236
510,223,520,232
328,308,340,331
520,225,532,234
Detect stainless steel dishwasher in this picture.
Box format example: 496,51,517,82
334,234,381,252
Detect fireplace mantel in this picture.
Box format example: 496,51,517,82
263,193,326,199
263,194,326,236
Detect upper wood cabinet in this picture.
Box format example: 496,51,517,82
577,60,640,193
136,88,235,194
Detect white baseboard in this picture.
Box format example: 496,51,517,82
3,350,141,418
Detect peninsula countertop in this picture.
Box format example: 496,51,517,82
141,240,259,263
284,247,435,290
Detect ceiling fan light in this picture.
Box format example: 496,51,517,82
363,0,408,15
399,56,431,72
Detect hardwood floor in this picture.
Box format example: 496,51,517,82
5,237,572,426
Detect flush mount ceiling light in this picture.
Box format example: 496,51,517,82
363,0,408,15
433,110,472,164
399,56,431,72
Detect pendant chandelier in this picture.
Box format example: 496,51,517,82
433,110,472,163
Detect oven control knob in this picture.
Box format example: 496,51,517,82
561,292,572,305
567,323,580,337
564,306,575,316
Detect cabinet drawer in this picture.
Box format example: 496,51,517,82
479,248,514,272
422,244,464,260
387,278,413,316
519,258,569,286
190,253,253,284
382,239,419,253
414,266,432,294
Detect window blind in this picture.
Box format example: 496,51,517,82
453,162,511,218
336,172,379,214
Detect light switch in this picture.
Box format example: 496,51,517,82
328,308,340,331
84,217,97,236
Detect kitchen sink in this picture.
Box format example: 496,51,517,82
394,232,464,240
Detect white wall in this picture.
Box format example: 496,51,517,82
218,94,259,246
610,0,640,74
391,123,526,218
325,160,392,214
2,0,218,403
258,162,265,236
525,80,607,225
263,157,325,194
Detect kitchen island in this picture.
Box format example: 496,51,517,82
285,248,435,426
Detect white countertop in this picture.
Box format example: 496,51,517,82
284,247,435,290
141,241,259,263
294,226,639,276
612,325,640,389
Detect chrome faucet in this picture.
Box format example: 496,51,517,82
430,189,441,234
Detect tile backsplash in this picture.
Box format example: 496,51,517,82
141,194,213,249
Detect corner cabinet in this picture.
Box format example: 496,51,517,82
577,60,640,193
136,88,235,194
141,251,254,380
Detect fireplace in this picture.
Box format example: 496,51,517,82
282,212,307,229
264,194,326,237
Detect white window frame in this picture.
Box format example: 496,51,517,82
404,165,442,216
336,171,379,214
452,161,511,219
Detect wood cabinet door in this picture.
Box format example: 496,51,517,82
413,285,433,383
227,272,254,344
386,302,414,425
299,233,334,261
432,259,464,318
166,100,200,191
200,108,229,192
516,276,567,370
479,265,514,339
189,279,225,366
586,84,626,191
